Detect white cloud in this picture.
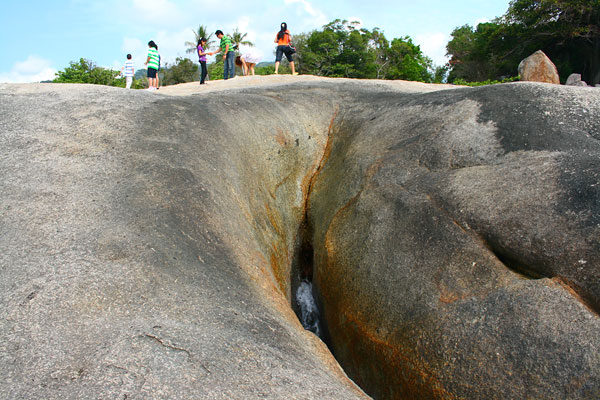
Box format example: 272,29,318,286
0,56,57,83
415,32,450,66
130,0,184,26
284,0,328,27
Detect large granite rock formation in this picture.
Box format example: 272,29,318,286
1,80,599,399
309,82,600,399
0,82,367,399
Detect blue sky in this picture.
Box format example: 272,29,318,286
0,0,510,82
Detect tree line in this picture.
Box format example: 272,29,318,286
53,0,599,87
447,0,599,85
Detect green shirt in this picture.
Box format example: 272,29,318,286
147,47,159,70
219,36,234,54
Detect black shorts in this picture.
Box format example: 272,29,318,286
147,68,157,78
275,45,293,62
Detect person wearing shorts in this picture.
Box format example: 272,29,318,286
274,22,297,75
145,40,159,91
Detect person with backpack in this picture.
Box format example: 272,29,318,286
210,30,235,80
197,37,209,84
274,22,297,75
144,40,160,91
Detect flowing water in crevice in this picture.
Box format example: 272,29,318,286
291,218,326,340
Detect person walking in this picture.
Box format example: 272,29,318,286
120,54,135,89
145,40,160,91
210,30,235,80
197,37,209,84
274,22,297,75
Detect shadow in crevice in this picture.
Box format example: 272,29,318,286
486,242,600,316
290,218,329,343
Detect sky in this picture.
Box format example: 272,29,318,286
0,0,511,83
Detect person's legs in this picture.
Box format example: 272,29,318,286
285,50,297,75
249,63,256,76
126,76,132,89
200,61,207,84
223,56,229,80
226,51,235,79
275,45,284,74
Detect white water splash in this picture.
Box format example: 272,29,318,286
296,280,322,338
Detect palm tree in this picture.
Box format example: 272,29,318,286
230,28,254,52
185,25,214,54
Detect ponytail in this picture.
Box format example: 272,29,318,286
277,22,288,41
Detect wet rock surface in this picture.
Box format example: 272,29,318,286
1,80,599,399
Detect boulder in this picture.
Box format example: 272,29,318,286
518,50,560,84
566,73,588,86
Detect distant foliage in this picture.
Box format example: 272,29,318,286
452,76,520,86
207,61,224,81
55,58,117,86
54,58,145,88
294,19,437,82
446,0,600,85
160,57,199,86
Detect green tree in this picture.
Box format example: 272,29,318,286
161,57,199,86
185,25,215,55
207,60,224,81
386,37,433,81
54,58,129,87
503,0,600,84
295,19,432,82
446,22,511,82
446,0,600,84
230,28,254,51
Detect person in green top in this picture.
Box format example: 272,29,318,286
144,40,160,91
210,30,235,80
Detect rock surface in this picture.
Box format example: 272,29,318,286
0,81,368,399
308,82,600,399
566,73,588,86
1,78,599,399
518,50,560,84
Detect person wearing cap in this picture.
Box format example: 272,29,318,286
210,30,235,80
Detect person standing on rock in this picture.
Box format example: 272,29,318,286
197,37,209,84
235,52,261,76
274,22,297,75
145,40,160,91
210,30,235,80
120,54,134,89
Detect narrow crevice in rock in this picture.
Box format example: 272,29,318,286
485,244,544,280
486,243,600,316
291,217,325,340
290,111,339,343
